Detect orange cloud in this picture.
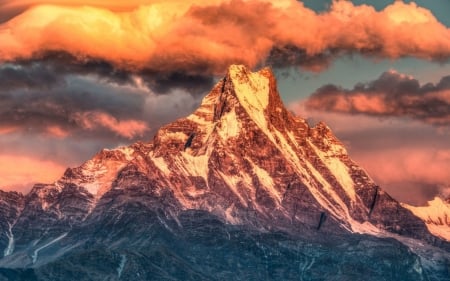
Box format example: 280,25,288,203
0,126,20,135
0,1,449,73
2,0,150,10
0,154,66,193
45,125,69,138
0,0,222,10
72,111,149,139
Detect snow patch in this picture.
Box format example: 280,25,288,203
117,254,127,278
158,131,187,142
230,65,270,134
32,232,68,264
179,152,209,179
187,113,209,125
303,160,379,234
157,215,174,233
3,223,14,257
229,65,270,110
303,161,348,222
308,141,356,202
403,197,450,241
424,224,450,242
152,157,171,176
217,109,240,140
323,137,348,156
249,160,281,204
71,147,134,197
217,171,249,208
117,146,135,161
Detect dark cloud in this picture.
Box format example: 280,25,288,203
305,71,450,126
0,58,205,141
0,54,213,141
266,45,336,72
0,71,149,139
138,69,215,96
0,63,65,90
11,52,215,96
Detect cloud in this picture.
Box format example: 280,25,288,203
304,70,450,126
0,1,450,74
0,66,151,140
350,144,450,206
6,52,216,96
0,62,65,90
0,154,66,193
71,111,149,139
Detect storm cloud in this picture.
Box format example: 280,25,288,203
305,70,450,126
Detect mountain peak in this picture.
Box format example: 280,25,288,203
199,64,289,133
225,64,278,113
0,64,448,279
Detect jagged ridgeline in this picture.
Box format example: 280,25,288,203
0,65,448,281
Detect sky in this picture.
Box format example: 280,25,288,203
0,0,449,205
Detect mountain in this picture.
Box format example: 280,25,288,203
403,197,450,241
0,65,449,280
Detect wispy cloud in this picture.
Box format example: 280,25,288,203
71,110,149,139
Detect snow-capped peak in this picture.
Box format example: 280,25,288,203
15,65,440,254
228,64,270,111
403,197,450,241
59,146,135,197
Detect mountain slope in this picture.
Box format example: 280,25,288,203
0,65,448,280
403,197,450,241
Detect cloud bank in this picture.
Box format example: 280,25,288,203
1,0,450,74
305,70,450,126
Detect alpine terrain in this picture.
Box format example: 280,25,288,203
0,65,448,280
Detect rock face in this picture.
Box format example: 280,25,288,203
0,65,448,280
0,191,24,258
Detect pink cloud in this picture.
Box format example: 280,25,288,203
71,111,149,139
45,125,70,138
0,154,66,193
304,70,450,126
0,126,20,135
